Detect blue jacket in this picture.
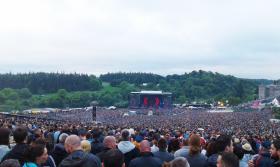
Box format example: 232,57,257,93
23,162,38,167
59,150,101,167
186,153,208,167
207,153,219,167
153,150,174,162
253,152,274,167
129,152,163,167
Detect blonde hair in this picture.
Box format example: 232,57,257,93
81,140,91,153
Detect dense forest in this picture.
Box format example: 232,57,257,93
100,72,164,86
0,73,102,93
0,71,274,112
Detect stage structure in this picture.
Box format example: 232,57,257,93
90,101,98,122
129,91,172,109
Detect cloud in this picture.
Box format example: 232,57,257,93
0,0,279,79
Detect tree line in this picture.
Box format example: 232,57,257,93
0,71,275,112
0,73,102,93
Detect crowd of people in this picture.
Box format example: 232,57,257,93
0,107,280,167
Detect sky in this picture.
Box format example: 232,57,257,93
0,0,279,79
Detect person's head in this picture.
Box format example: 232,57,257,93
13,127,28,144
78,129,87,140
103,149,125,167
242,143,253,154
64,135,82,153
0,128,11,146
158,138,167,151
170,157,190,167
62,124,69,132
189,134,201,156
24,144,48,165
261,140,271,151
168,138,180,152
270,139,280,159
103,136,116,149
27,124,32,130
164,133,170,140
32,138,46,146
206,140,217,157
140,140,151,153
0,159,20,167
81,140,91,153
216,135,233,153
121,129,130,141
59,133,69,144
233,144,244,160
33,128,42,139
217,152,239,167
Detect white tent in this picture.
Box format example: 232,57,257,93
129,111,137,115
272,98,280,107
148,110,153,116
108,106,116,110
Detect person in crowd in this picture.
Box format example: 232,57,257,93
151,138,159,153
59,135,101,167
208,134,233,167
248,141,274,167
96,136,117,163
51,133,68,166
186,134,207,167
174,138,189,158
56,125,71,144
248,136,259,154
233,144,246,167
31,138,56,167
54,127,62,144
103,149,125,167
81,140,91,153
217,152,240,167
27,128,43,145
90,129,104,155
128,140,163,167
118,129,140,167
1,127,28,166
78,129,87,140
0,159,21,167
270,139,280,167
168,138,180,154
241,142,254,165
153,138,174,162
22,144,48,167
0,128,11,161
163,157,190,167
206,139,217,157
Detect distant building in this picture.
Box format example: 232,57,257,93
259,85,266,99
259,83,280,99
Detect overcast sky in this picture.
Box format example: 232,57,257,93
0,0,279,79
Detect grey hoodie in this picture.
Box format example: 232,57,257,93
118,141,136,154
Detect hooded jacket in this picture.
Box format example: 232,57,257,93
118,141,140,167
207,153,219,167
51,143,68,166
59,150,101,167
129,152,163,167
0,145,10,161
1,143,28,166
253,151,274,167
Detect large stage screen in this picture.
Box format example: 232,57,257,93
129,91,172,109
140,95,163,108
